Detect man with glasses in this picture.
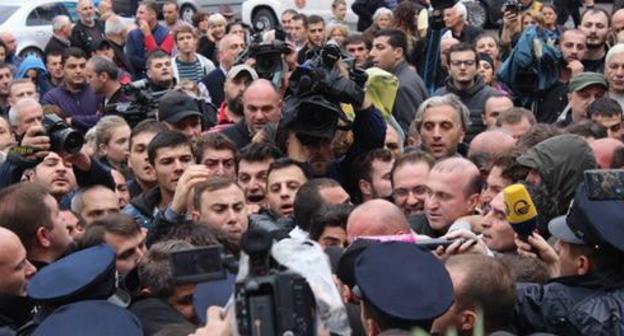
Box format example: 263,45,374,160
434,43,498,141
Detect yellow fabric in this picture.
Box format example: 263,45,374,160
364,67,399,121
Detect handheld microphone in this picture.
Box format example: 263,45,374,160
503,184,538,240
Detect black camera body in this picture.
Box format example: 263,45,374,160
503,0,520,14
41,114,84,155
105,80,166,128
235,229,316,336
237,23,289,87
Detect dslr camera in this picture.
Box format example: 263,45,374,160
503,0,520,14
235,229,316,335
41,114,84,155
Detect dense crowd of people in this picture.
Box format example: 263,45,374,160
0,0,624,335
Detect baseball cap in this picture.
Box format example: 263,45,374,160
158,91,202,124
548,183,624,252
226,64,259,81
568,72,608,93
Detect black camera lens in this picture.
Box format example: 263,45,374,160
42,114,85,155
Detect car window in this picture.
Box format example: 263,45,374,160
62,2,80,22
27,3,67,26
0,6,19,25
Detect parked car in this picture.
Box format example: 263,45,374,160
0,0,82,58
242,0,358,31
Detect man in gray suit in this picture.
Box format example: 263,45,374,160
370,30,428,133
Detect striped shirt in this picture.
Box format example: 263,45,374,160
175,57,204,83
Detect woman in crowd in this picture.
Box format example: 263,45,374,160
364,7,393,42
198,13,227,64
327,23,350,46
94,115,131,173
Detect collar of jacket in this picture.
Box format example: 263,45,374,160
444,75,487,96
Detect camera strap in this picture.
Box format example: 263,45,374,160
12,146,37,156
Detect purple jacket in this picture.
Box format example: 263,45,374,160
42,85,101,133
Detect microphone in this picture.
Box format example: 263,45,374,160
503,184,538,240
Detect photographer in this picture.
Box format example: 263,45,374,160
0,99,115,206
296,15,327,65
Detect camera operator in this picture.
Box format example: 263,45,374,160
85,56,129,110
297,15,327,65
146,50,175,92
0,99,115,204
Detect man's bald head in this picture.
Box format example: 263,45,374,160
613,9,624,37
243,79,282,136
468,129,516,157
0,32,16,54
591,138,624,169
346,199,410,243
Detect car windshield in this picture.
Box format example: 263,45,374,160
0,6,19,24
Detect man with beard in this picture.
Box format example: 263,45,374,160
221,79,282,149
201,34,246,108
579,8,610,73
0,32,22,68
70,0,105,56
42,48,100,133
85,56,128,111
434,43,498,140
0,63,13,113
355,148,395,203
558,29,587,84
216,65,258,126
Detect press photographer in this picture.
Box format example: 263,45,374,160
276,42,386,184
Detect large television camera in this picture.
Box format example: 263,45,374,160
104,80,168,128
236,22,290,88
234,229,317,335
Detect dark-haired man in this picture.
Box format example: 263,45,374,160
370,29,428,132
297,15,326,64
123,131,198,228
434,43,498,139
579,8,610,73
356,148,394,203
236,142,283,211
589,97,624,141
42,47,101,133
126,0,174,77
345,34,371,68
85,55,128,110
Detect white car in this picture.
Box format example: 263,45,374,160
0,0,83,58
242,0,358,31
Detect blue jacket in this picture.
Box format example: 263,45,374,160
16,55,52,95
42,85,101,134
126,25,170,77
497,26,560,106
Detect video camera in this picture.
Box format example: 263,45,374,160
236,22,290,88
104,79,167,128
235,229,317,335
41,114,84,155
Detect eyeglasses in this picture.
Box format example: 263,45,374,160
393,185,429,198
450,60,476,67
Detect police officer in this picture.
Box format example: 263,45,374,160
353,241,454,335
514,183,624,335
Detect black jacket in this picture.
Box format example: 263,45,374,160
201,68,226,107
109,40,135,77
70,21,105,56
44,36,70,57
129,297,195,336
122,187,162,229
351,0,384,32
220,120,252,149
0,294,33,336
515,280,624,335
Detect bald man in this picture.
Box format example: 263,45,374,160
420,157,482,237
612,9,624,43
346,199,412,243
0,32,21,67
591,138,624,169
222,79,282,149
468,129,516,158
0,227,37,332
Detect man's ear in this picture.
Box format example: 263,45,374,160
577,255,592,276
466,192,480,212
191,210,200,222
459,309,478,333
358,179,372,198
36,226,51,248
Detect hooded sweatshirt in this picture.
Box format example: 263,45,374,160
16,55,52,95
517,134,596,216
